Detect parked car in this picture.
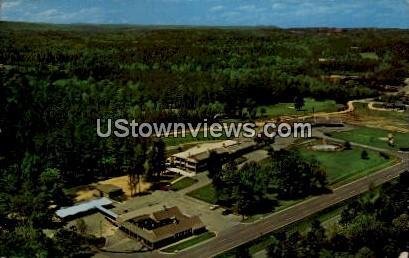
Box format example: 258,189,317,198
222,209,232,215
209,204,220,210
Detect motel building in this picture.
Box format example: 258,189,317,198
55,199,206,250
168,140,257,176
117,206,206,249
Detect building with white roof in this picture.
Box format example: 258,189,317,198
55,197,117,220
169,140,257,176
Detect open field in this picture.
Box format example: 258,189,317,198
257,98,338,118
161,232,216,253
343,103,409,132
329,126,409,150
300,143,398,185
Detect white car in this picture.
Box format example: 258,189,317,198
209,205,220,210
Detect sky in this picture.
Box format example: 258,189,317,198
1,0,409,28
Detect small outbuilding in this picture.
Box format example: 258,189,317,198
96,184,124,198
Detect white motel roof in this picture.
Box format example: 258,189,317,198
55,197,113,219
172,140,238,160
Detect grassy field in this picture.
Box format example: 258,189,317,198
187,184,217,204
161,232,216,253
170,177,198,191
301,144,397,186
360,52,379,60
350,103,409,129
330,126,409,150
257,98,338,118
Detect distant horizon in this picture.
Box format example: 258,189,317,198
2,20,409,30
1,0,409,29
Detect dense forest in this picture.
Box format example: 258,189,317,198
1,22,409,185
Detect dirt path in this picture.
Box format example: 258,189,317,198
368,102,407,112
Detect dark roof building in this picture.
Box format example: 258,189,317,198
118,206,205,249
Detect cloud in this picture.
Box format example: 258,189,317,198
2,0,22,10
36,9,59,20
27,7,103,23
210,5,224,12
238,4,256,11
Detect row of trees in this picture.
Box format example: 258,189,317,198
263,171,409,257
207,150,328,216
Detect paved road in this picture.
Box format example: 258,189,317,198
171,157,409,258
98,151,408,258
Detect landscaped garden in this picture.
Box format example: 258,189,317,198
329,126,409,150
300,142,398,186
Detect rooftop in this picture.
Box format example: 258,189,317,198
55,197,113,219
172,140,256,162
119,206,205,243
172,140,237,160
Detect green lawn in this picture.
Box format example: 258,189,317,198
330,126,409,150
187,184,217,204
301,145,397,186
360,52,379,60
257,98,338,118
161,232,216,253
170,177,198,191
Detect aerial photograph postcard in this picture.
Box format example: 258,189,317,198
0,0,408,257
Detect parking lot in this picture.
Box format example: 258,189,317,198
112,189,242,233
